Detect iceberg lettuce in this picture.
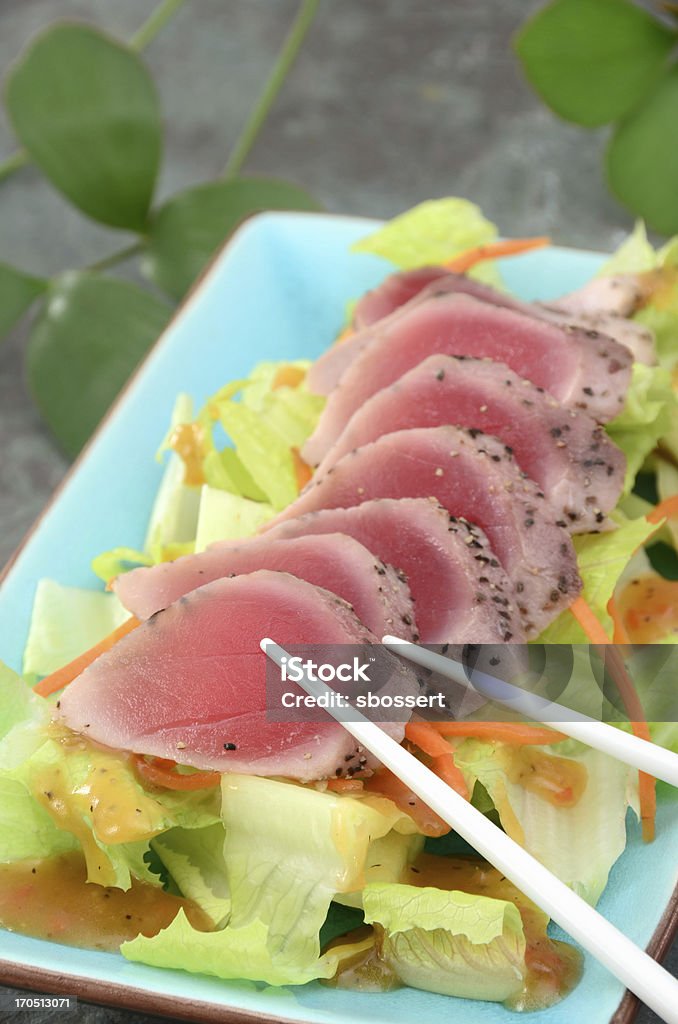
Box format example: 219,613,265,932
23,580,130,678
352,198,498,281
362,881,526,1003
455,740,635,905
123,775,416,985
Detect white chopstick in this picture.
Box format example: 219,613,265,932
382,635,678,789
261,637,678,1024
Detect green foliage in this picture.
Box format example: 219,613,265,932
0,4,320,454
27,274,171,457
0,262,46,339
606,70,678,236
147,178,321,299
515,0,678,233
6,24,162,231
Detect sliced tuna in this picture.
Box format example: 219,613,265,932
312,355,626,533
114,533,416,641
268,428,581,635
313,268,651,396
266,498,524,644
57,571,418,782
549,274,653,318
303,293,632,464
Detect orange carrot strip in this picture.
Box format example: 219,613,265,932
292,447,313,490
405,721,454,758
405,721,469,799
431,721,567,745
647,495,678,524
570,597,656,841
443,237,550,274
132,755,220,791
608,595,632,645
326,777,364,794
432,753,469,799
272,365,306,390
34,616,141,698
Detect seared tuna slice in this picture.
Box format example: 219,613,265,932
266,498,524,644
268,428,581,635
549,274,653,318
303,293,631,464
312,355,626,533
57,571,418,782
315,267,651,395
114,533,416,641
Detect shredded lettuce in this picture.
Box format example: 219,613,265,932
362,882,526,1003
537,513,658,643
352,198,497,273
123,775,416,985
455,740,635,905
151,824,231,927
606,363,673,491
23,580,130,678
194,485,274,551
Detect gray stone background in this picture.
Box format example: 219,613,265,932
0,1,672,1022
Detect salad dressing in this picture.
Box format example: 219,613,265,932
500,747,587,808
617,574,678,643
327,854,582,1010
0,851,211,951
168,422,205,486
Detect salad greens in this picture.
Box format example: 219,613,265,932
1,198,678,1006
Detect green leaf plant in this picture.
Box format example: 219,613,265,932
514,0,678,234
0,0,321,457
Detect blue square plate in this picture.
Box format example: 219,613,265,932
0,212,676,1023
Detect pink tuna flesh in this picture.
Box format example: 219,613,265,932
114,533,417,641
265,498,524,644
56,570,418,781
312,355,626,533
267,428,581,636
303,293,631,464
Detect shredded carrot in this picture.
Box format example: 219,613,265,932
646,495,678,524
132,754,220,791
570,596,656,841
364,768,450,836
443,237,550,274
608,595,632,645
34,616,141,698
326,777,364,794
292,447,313,490
430,721,568,745
404,721,468,799
272,365,306,390
569,596,612,646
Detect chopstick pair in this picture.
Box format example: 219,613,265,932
261,637,678,1024
383,635,678,788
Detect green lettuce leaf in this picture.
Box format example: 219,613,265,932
194,485,274,551
352,198,497,273
606,363,673,490
455,740,635,905
23,580,130,677
597,221,657,276
151,823,231,927
362,881,526,1003
537,513,658,642
123,775,415,985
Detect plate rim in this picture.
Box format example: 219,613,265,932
0,210,676,1024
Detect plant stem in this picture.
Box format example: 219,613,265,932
87,240,145,272
130,0,187,51
223,0,321,179
0,148,30,183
